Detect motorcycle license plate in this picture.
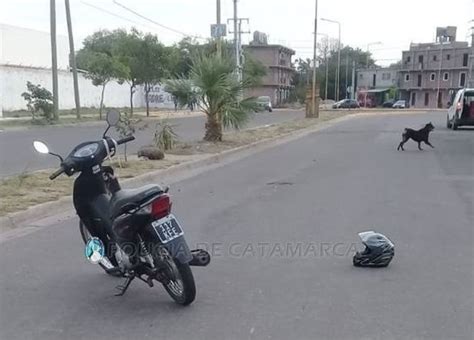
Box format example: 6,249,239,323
151,214,184,244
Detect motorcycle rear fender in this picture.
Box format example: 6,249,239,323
142,224,193,264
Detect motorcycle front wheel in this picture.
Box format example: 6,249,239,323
79,221,121,276
154,247,196,306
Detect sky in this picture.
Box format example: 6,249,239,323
1,0,473,66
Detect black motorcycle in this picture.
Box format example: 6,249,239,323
33,110,210,305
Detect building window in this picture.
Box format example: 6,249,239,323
446,54,450,60
433,55,437,61
459,73,466,87
430,73,435,81
382,73,391,80
424,93,429,106
462,53,468,67
406,56,411,63
443,72,449,81
418,55,423,63
405,74,410,82
417,74,422,87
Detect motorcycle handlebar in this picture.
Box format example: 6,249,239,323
116,136,135,145
49,167,64,180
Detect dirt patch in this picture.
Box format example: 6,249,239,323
169,111,348,155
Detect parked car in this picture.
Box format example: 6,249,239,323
332,99,360,109
392,100,407,109
447,88,474,130
256,96,273,112
382,99,396,108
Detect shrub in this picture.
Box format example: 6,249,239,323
21,82,54,121
154,120,178,151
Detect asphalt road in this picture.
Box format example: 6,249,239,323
1,111,473,339
0,109,304,178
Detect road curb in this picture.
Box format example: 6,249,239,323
0,113,355,236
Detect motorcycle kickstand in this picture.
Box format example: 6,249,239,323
115,273,135,296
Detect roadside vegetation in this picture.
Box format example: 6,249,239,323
0,111,347,216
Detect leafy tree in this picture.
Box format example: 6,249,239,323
76,50,129,119
135,33,170,117
21,82,54,121
166,52,257,141
115,114,141,162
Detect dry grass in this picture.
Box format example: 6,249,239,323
169,111,348,155
0,158,181,216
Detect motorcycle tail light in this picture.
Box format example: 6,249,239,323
151,194,171,219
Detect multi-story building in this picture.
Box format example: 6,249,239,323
398,27,473,108
356,67,399,106
243,33,295,107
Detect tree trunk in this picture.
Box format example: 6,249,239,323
99,83,106,120
145,83,150,117
204,113,222,141
129,82,135,117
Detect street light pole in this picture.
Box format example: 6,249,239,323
317,33,329,100
321,18,341,101
311,0,319,118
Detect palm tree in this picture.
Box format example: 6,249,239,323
166,52,257,141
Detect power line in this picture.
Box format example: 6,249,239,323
80,1,156,31
112,0,205,40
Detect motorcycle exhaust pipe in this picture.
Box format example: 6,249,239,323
189,249,211,267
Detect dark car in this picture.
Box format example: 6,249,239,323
382,99,396,108
332,99,360,109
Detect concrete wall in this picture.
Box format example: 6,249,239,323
357,68,399,89
0,65,174,114
1,24,70,70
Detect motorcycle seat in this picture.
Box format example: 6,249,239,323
110,184,163,218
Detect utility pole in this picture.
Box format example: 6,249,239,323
233,0,241,82
50,0,59,120
351,60,355,99
345,54,349,99
216,0,221,56
65,0,80,119
310,0,319,118
321,18,341,101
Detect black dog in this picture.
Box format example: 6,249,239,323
397,122,435,151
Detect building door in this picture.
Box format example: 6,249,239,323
437,92,442,108
424,92,429,106
372,74,376,87
411,92,416,107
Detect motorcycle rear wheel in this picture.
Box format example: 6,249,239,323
154,248,196,306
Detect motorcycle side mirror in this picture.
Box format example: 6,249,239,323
106,109,120,127
33,140,64,161
33,141,49,154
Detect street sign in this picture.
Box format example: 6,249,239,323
211,24,227,38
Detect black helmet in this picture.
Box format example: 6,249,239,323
353,231,394,267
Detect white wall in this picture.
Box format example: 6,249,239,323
0,65,175,114
0,24,70,70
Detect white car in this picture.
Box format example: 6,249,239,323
447,88,474,130
392,100,406,109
